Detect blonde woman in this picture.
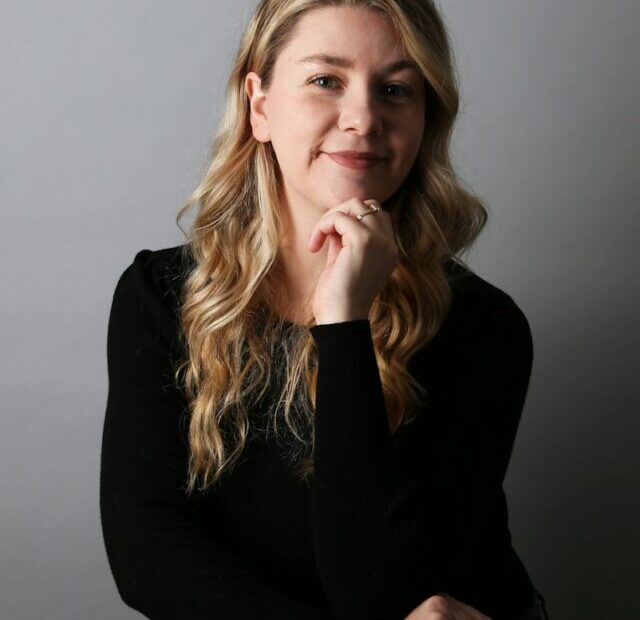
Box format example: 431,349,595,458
100,1,549,619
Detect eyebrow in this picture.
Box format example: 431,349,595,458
297,53,420,75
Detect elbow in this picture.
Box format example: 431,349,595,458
100,501,157,618
102,535,181,620
114,583,155,619
103,544,157,618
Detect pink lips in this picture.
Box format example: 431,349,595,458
326,151,384,170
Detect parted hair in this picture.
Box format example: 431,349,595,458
173,0,488,495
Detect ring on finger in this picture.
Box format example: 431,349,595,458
356,200,381,221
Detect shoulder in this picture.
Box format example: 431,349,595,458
402,261,535,431
114,244,193,300
109,244,194,344
118,243,192,290
436,259,534,364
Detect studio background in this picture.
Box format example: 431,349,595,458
1,1,638,618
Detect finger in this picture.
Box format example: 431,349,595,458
308,210,371,253
319,197,384,227
330,196,381,214
308,198,388,252
431,593,492,620
455,599,492,620
327,230,342,265
363,198,382,212
403,594,450,619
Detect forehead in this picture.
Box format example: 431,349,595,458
279,6,413,70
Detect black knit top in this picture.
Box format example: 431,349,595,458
100,245,541,619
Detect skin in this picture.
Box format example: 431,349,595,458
245,5,425,323
405,593,493,620
246,7,492,618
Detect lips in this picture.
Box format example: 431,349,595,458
325,151,385,170
329,150,383,160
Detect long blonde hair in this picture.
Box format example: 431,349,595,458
173,0,488,495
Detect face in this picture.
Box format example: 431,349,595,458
245,6,426,213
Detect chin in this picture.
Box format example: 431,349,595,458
324,183,385,207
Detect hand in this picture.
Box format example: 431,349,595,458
307,198,399,324
404,593,493,620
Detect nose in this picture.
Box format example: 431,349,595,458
337,85,384,135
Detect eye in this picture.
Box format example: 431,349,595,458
307,74,412,98
384,83,412,98
308,74,339,89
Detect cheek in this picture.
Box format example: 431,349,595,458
293,98,333,132
287,100,333,160
399,114,424,160
279,97,331,137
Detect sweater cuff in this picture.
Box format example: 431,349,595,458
308,319,372,352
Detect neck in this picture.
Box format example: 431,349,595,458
274,191,329,321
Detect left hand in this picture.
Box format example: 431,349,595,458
307,197,399,324
404,593,493,620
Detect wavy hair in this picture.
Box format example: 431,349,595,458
173,0,488,495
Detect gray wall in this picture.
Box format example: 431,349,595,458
1,1,638,618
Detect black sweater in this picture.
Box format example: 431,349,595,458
100,245,540,620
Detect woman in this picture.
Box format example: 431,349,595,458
100,1,550,619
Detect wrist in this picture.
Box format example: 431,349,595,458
314,310,369,325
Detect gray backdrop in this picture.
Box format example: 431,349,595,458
1,1,638,618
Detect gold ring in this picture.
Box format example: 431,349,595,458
356,200,381,221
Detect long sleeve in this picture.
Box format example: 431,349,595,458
308,286,535,620
100,249,331,620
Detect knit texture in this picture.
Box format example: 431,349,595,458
100,245,541,619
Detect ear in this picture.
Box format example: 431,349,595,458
245,72,270,143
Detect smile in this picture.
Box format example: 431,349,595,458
326,153,384,170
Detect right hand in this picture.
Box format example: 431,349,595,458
404,593,493,620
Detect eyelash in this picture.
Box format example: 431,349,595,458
307,74,412,98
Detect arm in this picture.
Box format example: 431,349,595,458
100,250,331,620
308,291,534,620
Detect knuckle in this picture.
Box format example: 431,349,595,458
425,594,451,610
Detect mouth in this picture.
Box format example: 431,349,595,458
325,152,385,170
